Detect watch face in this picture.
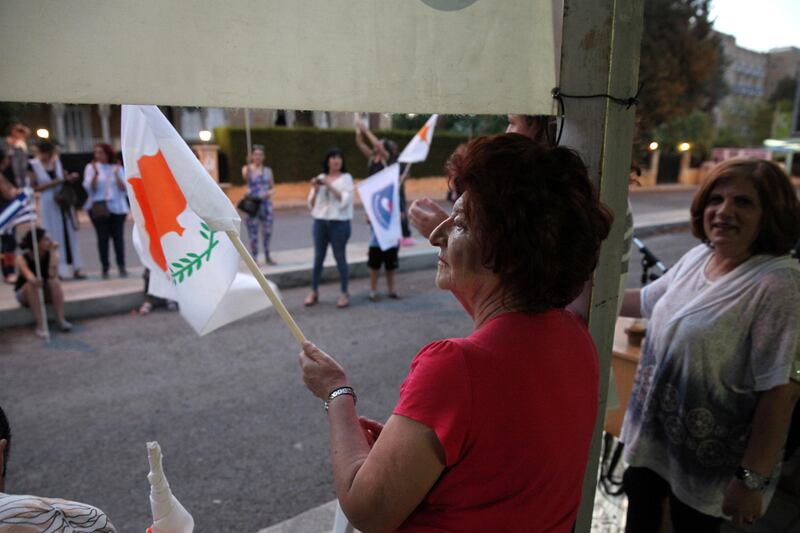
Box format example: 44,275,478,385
743,475,761,490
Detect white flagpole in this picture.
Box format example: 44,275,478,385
25,179,49,341
225,231,306,345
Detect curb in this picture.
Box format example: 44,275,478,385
0,247,438,330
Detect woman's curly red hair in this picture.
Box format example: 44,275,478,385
448,134,613,313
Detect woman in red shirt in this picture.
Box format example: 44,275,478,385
299,134,613,532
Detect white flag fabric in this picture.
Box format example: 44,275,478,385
357,164,401,251
398,115,438,164
0,189,36,232
122,105,273,335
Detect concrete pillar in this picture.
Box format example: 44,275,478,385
98,104,112,144
647,148,660,186
52,103,66,146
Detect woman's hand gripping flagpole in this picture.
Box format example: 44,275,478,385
225,231,307,345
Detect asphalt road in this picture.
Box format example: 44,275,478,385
67,188,697,275
0,227,701,532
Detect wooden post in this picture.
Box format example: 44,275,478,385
558,0,644,530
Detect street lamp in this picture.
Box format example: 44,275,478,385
648,141,659,151
199,130,212,142
36,128,50,139
678,142,691,152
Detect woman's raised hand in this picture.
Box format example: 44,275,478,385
298,341,349,400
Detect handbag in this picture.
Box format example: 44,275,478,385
237,195,262,217
55,180,89,210
87,163,112,219
89,200,111,219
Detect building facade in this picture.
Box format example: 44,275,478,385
714,32,768,136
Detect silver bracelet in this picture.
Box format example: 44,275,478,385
325,386,356,412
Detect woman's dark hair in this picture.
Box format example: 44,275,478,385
20,227,47,251
37,140,55,154
382,139,399,165
523,115,558,147
690,158,800,255
252,144,266,154
448,133,613,313
0,405,9,477
322,148,347,174
94,143,115,163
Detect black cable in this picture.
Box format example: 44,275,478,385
550,83,643,146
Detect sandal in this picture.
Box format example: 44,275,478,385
304,291,319,307
138,301,153,315
388,292,400,300
58,320,73,332
336,294,350,309
368,292,379,302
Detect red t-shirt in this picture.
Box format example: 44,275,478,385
393,310,599,532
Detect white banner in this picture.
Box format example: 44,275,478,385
357,164,402,251
0,0,555,114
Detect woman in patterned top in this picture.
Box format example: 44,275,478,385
0,405,116,532
241,145,276,265
619,158,800,530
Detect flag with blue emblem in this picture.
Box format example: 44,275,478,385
357,163,401,251
0,189,36,233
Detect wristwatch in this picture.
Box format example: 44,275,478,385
735,466,770,491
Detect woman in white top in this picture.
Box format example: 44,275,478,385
83,143,129,278
305,148,354,309
28,141,85,279
618,159,800,530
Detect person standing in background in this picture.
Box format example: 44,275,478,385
0,148,20,283
1,124,31,284
4,123,30,188
241,144,276,265
305,148,354,309
28,141,85,279
84,143,128,278
355,120,403,300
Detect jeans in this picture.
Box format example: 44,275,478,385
91,212,126,272
311,218,351,293
623,466,723,533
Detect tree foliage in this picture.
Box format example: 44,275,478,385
654,111,715,158
768,76,798,104
637,0,725,143
391,114,506,137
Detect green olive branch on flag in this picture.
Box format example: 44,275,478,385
169,223,219,284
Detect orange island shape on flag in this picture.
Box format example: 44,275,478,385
127,151,187,272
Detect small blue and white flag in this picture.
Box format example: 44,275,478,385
357,163,401,251
0,190,36,233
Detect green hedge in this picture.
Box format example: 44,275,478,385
214,126,470,185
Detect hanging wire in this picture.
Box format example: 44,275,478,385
550,82,643,146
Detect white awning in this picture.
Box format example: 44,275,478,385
0,0,555,115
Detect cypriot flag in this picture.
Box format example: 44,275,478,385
357,163,401,251
398,114,438,164
122,105,272,335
